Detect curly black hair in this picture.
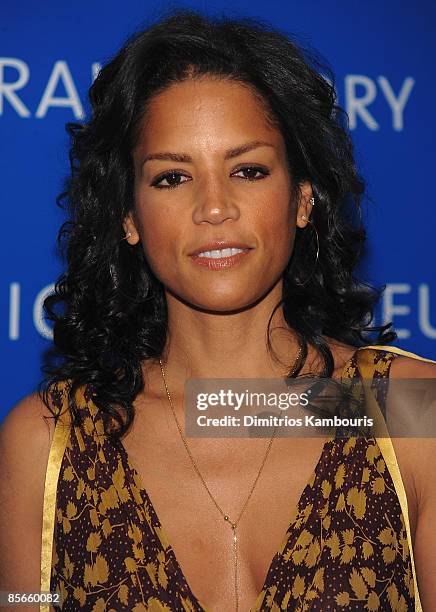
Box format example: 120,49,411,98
40,9,396,439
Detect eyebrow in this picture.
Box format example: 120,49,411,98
140,139,276,167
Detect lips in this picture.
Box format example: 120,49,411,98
188,241,253,257
190,248,252,270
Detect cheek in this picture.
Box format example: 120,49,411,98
257,186,293,242
135,208,178,276
256,194,296,273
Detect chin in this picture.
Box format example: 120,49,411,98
165,272,280,312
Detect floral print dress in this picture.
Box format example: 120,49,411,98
40,346,430,611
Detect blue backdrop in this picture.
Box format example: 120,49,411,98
2,0,435,418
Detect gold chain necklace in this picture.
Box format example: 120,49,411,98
158,340,303,611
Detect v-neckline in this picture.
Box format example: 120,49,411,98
114,347,362,611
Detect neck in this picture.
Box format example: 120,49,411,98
143,283,322,396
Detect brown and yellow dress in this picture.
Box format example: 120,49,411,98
40,346,434,611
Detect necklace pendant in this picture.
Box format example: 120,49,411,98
224,515,236,530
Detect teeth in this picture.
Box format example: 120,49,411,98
198,248,246,258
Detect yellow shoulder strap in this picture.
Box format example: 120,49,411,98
359,344,436,364
356,345,436,612
40,385,72,611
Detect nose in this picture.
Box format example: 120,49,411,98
192,175,240,225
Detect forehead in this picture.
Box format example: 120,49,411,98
134,77,283,154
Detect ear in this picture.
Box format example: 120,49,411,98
122,211,140,245
296,181,314,229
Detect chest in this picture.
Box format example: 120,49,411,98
119,419,417,611
54,402,419,612
122,432,331,610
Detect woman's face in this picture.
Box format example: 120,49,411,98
125,76,312,312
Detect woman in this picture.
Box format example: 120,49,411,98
1,9,435,612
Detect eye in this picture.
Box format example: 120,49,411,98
151,171,191,189
150,165,270,189
231,166,270,181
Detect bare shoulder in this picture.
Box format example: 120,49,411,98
384,349,436,456
0,392,56,455
0,392,57,495
385,351,436,459
388,351,436,378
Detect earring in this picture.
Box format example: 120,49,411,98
122,231,132,241
300,192,314,222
